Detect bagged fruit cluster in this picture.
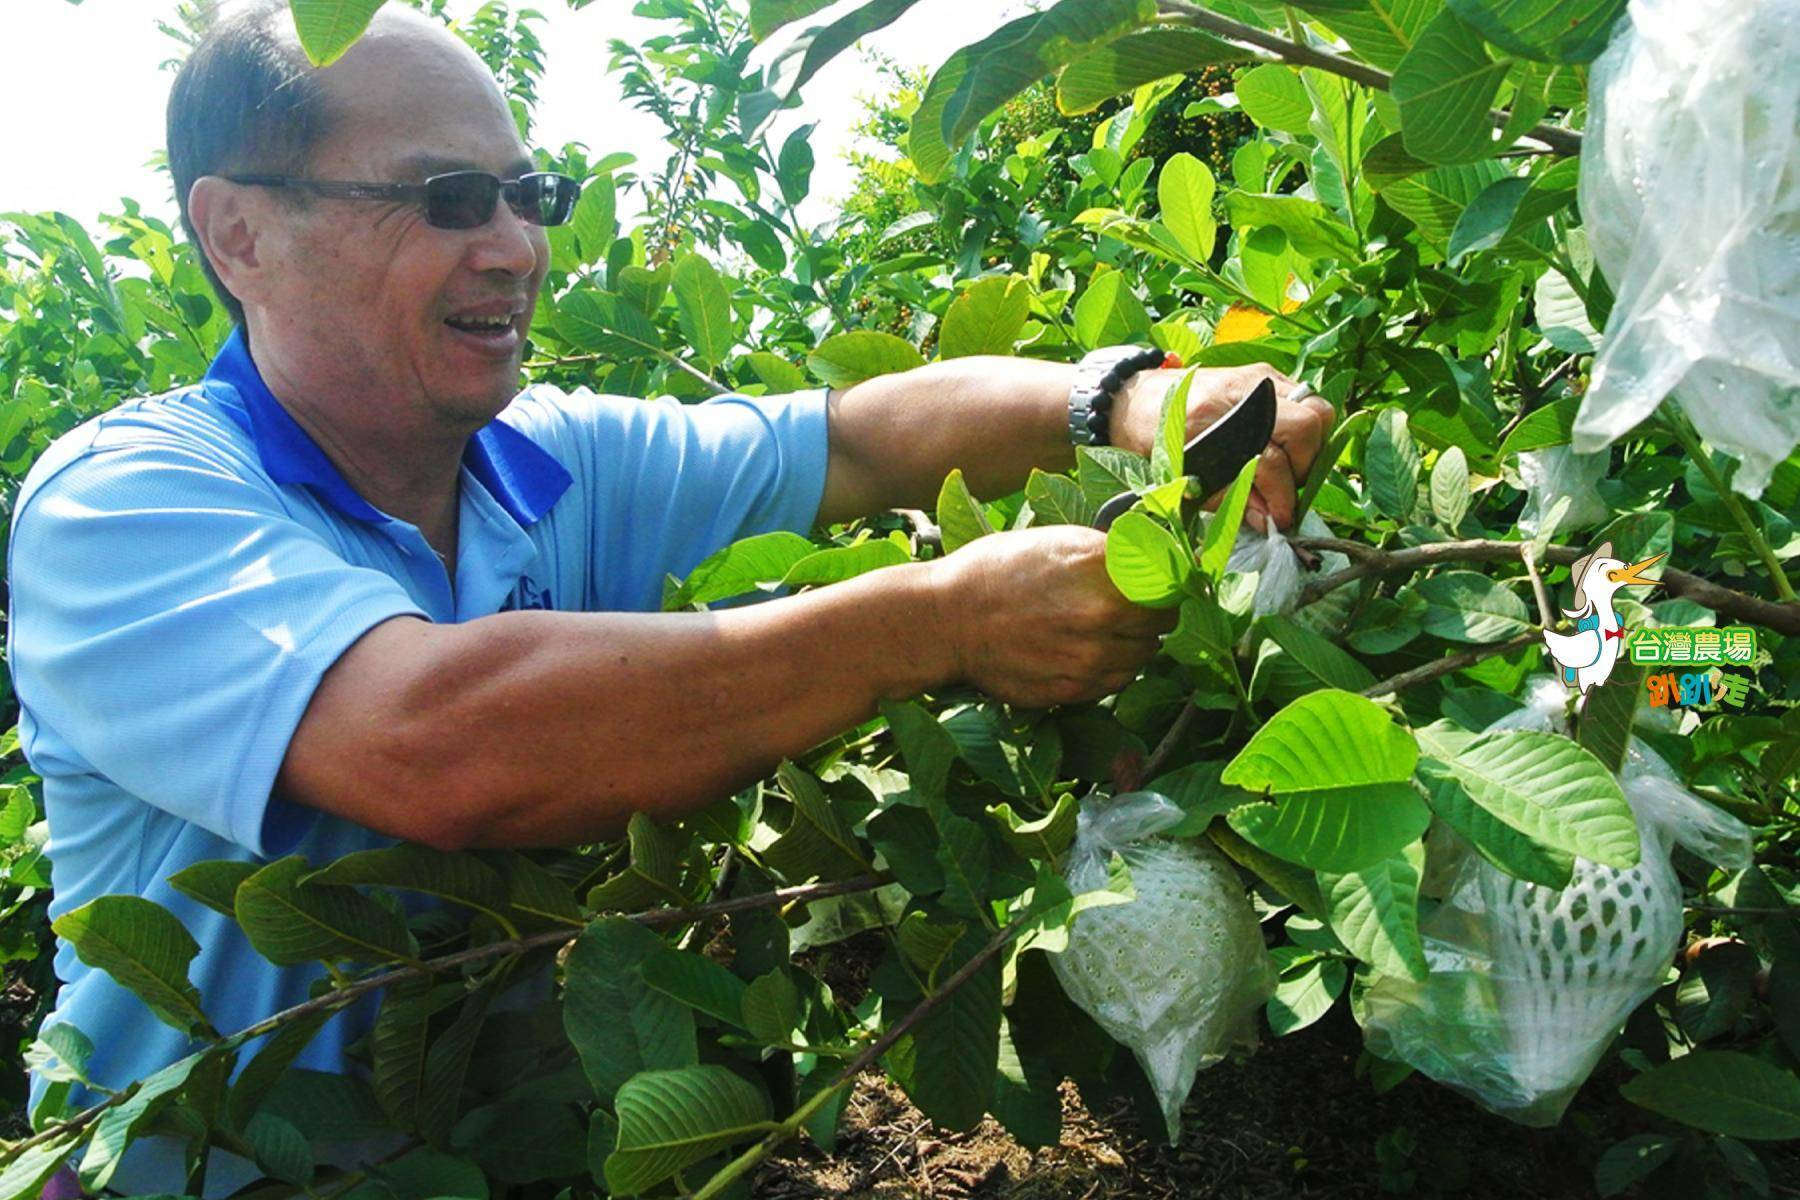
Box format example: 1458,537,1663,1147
1050,791,1276,1142
1361,679,1753,1124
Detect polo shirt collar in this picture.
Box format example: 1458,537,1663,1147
206,326,571,527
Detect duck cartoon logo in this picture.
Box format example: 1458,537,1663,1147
1540,540,1665,693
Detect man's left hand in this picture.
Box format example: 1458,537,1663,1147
1111,364,1335,534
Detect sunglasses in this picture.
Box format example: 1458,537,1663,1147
224,170,582,230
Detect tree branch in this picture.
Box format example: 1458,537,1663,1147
1156,1,1584,157
1360,631,1542,697
2,873,893,1161
1292,537,1800,635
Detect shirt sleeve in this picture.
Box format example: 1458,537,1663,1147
6,441,429,856
504,386,830,611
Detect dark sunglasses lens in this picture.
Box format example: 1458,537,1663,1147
512,174,579,226
426,173,501,229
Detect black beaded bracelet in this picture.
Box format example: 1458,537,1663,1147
1067,345,1173,447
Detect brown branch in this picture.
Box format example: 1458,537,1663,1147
2,873,892,1161
1157,1,1584,157
1521,543,1556,629
1292,537,1800,635
1361,632,1542,697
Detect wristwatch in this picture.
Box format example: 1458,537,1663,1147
1067,345,1180,447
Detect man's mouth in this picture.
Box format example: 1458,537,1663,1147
445,309,520,338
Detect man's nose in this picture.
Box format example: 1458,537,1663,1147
466,198,543,278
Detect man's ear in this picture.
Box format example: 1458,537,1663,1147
187,176,268,307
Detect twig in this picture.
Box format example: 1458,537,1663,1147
1360,632,1542,697
1521,543,1556,629
1143,701,1205,779
3,873,892,1161
688,912,1025,1200
896,508,943,551
524,348,730,396
1291,537,1800,634
1684,904,1793,917
1157,0,1584,156
1494,356,1580,446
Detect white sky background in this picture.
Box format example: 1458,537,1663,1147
3,0,1028,230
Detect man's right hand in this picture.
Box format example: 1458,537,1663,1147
927,525,1178,708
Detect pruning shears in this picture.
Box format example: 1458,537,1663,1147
1091,377,1280,532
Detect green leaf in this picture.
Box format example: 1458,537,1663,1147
1057,27,1246,114
806,330,925,388
81,1053,215,1189
1380,158,1511,245
1151,369,1193,485
741,968,801,1045
1235,64,1313,134
1199,456,1260,581
1225,689,1420,792
1023,469,1098,526
1266,948,1347,1035
166,860,258,920
303,844,512,925
1415,570,1532,642
563,918,697,1103
936,468,996,553
1151,761,1258,837
552,289,663,360
24,1024,94,1086
1421,729,1640,868
1227,789,1430,874
1076,444,1152,511
934,810,993,920
1391,10,1511,164
483,851,584,928
1535,266,1600,352
234,856,416,966
287,0,387,66
1578,666,1645,775
640,946,751,1028
666,531,816,609
1072,271,1152,350
1446,0,1627,63
604,1066,774,1194
1156,153,1217,262
896,912,968,984
879,699,960,803
1416,759,1574,887
1621,1053,1800,1141
51,896,216,1038
1104,511,1189,608
1319,844,1429,981
586,812,697,910
1594,1135,1679,1198
748,0,834,40
762,761,873,882
670,255,734,368
1446,159,1577,264
1258,614,1378,695
371,1146,489,1200
1429,445,1471,528
570,173,617,266
0,1136,82,1200
991,1013,1062,1147
986,792,1079,863
744,351,808,393
890,931,1002,1130
779,539,910,587
909,0,1156,183
1224,192,1360,261
940,275,1030,358
741,0,924,130
1292,0,1440,71
245,1112,313,1187
1364,408,1420,521
1163,593,1235,672
451,1101,589,1184
229,1009,333,1130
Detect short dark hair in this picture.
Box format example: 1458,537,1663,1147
168,0,332,327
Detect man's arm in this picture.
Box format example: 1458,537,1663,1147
816,357,1335,532
277,525,1173,850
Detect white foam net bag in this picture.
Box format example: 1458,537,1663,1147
1050,791,1276,1143
1362,680,1753,1124
1572,0,1800,497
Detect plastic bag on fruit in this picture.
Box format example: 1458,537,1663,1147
1224,509,1350,618
1572,0,1800,497
1515,446,1611,538
1361,680,1753,1125
1049,790,1277,1143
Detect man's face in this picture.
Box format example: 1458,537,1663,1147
254,15,550,429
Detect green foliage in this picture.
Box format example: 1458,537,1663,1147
1,1,1796,1198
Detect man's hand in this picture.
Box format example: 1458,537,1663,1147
1111,364,1335,534
927,525,1178,708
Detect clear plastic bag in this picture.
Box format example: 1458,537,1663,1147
1225,510,1351,618
1050,791,1276,1142
1572,0,1800,497
1361,684,1753,1125
1515,446,1611,538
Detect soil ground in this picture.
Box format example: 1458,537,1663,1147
750,932,1800,1200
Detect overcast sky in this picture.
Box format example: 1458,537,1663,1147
4,0,1026,229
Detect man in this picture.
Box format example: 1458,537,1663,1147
6,2,1329,1191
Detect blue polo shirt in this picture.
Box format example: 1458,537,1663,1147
6,328,829,1192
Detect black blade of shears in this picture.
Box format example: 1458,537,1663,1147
1091,377,1280,531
